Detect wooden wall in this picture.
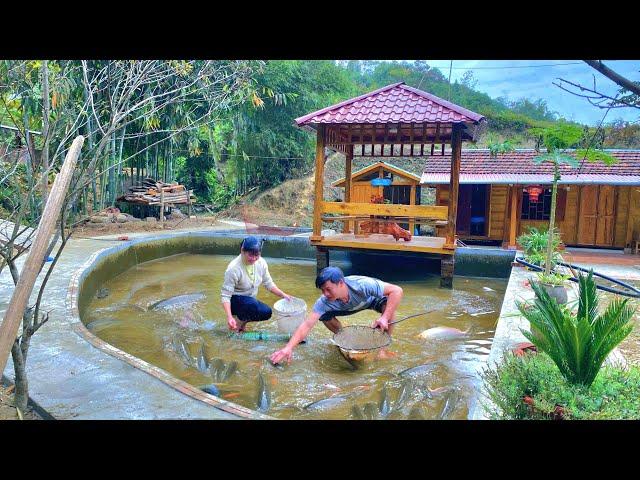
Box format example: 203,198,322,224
434,184,640,249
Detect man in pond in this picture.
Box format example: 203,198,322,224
221,236,292,332
270,266,403,365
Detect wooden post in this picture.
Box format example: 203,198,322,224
160,188,165,226
409,184,416,235
444,124,462,249
343,145,353,233
311,125,326,241
440,254,454,289
508,185,519,249
316,247,329,275
0,136,84,377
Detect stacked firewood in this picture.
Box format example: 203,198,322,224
118,178,195,205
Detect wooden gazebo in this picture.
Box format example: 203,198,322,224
295,82,485,287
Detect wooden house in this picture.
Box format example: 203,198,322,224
332,161,422,234
420,149,640,250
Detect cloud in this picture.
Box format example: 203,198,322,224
424,60,640,125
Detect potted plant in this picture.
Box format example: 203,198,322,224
517,270,635,388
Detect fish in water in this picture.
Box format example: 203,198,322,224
398,362,441,379
256,373,271,413
172,335,192,366
85,317,120,333
200,384,220,396
351,404,366,420
362,402,379,420
394,379,414,410
149,293,205,311
95,287,110,299
416,326,470,340
196,343,209,373
438,390,461,420
304,396,349,412
221,361,238,381
209,358,225,382
378,386,390,417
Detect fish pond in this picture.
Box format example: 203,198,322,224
83,253,507,419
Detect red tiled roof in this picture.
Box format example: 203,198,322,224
420,149,640,185
295,82,484,126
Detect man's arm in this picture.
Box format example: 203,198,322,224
270,310,321,365
372,283,403,332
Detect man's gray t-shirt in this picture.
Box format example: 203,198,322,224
312,275,387,317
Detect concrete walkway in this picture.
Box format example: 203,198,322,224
0,224,243,419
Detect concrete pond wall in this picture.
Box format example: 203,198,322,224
69,231,516,419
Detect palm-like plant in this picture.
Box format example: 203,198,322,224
517,270,635,387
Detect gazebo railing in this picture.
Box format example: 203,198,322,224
318,201,448,236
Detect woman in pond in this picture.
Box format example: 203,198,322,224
221,236,291,332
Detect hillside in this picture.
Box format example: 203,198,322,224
220,152,437,228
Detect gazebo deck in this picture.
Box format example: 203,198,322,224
310,233,453,255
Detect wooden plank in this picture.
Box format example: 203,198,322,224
0,136,84,376
310,234,454,255
321,201,448,220
445,124,462,248
410,122,415,156
508,184,519,247
409,184,416,234
311,125,326,240
343,145,353,233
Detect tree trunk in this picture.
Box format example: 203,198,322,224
10,341,28,413
545,163,560,276
41,60,50,207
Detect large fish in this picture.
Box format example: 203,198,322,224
221,361,238,381
172,335,192,366
209,358,225,382
256,373,271,413
398,362,441,379
149,293,205,311
394,379,414,410
416,326,470,340
438,390,461,420
196,343,209,373
304,396,348,412
378,386,390,417
362,402,379,420
351,404,366,420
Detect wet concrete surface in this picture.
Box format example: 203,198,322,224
1,226,242,419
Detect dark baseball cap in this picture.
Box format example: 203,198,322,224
241,236,263,253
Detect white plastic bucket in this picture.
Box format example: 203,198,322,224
273,297,307,334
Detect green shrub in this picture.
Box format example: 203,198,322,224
517,226,561,267
482,352,640,419
518,271,635,387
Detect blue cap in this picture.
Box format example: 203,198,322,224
241,236,262,253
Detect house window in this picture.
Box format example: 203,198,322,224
521,187,567,221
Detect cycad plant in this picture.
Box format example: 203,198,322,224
517,270,635,387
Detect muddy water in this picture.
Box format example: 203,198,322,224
83,253,507,419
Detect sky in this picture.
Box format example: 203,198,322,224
423,60,639,126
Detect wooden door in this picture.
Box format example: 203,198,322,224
456,185,473,235
595,185,615,246
577,185,616,246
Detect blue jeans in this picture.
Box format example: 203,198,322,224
230,295,272,322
